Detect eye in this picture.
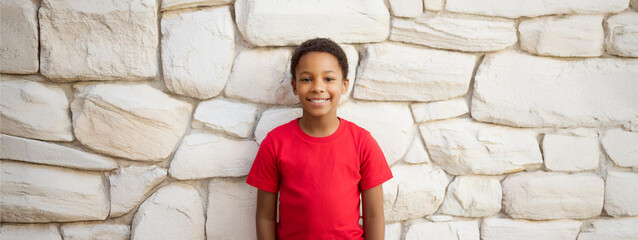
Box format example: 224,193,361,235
300,78,311,82
326,77,335,82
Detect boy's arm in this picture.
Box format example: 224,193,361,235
361,184,385,240
256,189,278,240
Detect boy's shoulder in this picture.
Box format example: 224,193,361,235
264,119,298,140
264,117,373,142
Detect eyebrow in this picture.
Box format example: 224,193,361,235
298,70,336,75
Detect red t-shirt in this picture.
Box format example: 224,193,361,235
246,118,393,240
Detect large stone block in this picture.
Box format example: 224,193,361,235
390,12,517,52
192,98,259,139
605,171,638,216
0,0,38,73
383,163,450,222
0,224,61,240
385,222,402,240
519,15,604,57
354,43,476,102
439,176,501,217
161,0,232,11
1,78,72,141
577,217,638,240
411,97,468,123
606,12,638,58
39,0,158,81
445,0,629,18
419,118,542,175
109,165,167,217
234,0,389,46
207,178,257,240
254,107,302,144
131,183,205,240
161,6,235,99
71,84,192,161
388,0,422,18
0,160,109,223
481,218,581,240
471,51,638,128
424,0,445,11
61,223,130,240
403,135,430,164
502,171,604,220
542,134,599,172
169,133,259,180
601,129,638,168
404,220,479,240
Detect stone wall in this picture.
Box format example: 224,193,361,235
1,0,637,239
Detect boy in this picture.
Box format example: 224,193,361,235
246,38,393,240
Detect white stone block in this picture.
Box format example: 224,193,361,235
502,171,604,220
390,12,517,52
0,224,61,240
161,7,235,99
0,134,118,171
403,135,430,164
39,0,158,81
602,129,638,168
354,42,476,102
606,12,638,58
385,222,402,240
383,163,450,222
481,218,581,240
519,15,604,57
339,101,415,166
471,51,638,128
71,84,192,161
131,183,205,240
0,0,38,73
605,171,638,216
235,0,389,46
61,223,130,240
0,160,109,222
419,118,542,175
254,107,302,144
439,176,501,217
389,0,422,18
169,133,259,179
1,79,72,141
192,98,259,139
161,0,232,11
577,217,638,240
404,220,479,240
411,97,468,123
445,0,629,18
542,134,599,172
109,165,167,217
424,0,445,11
207,178,257,240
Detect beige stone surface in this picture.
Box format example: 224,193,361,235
601,129,638,168
445,0,629,18
577,217,638,240
385,222,403,240
424,0,445,11
39,0,158,81
109,165,167,217
439,176,502,217
61,223,129,240
71,84,192,161
403,135,430,164
1,79,72,141
481,218,581,240
404,220,479,240
192,98,259,138
605,12,638,57
605,171,638,216
519,15,604,57
389,0,422,18
0,224,61,240
0,160,109,223
411,97,468,123
161,0,232,11
0,0,39,73
254,107,302,144
542,134,599,172
207,178,257,240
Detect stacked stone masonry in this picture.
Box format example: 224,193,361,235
0,0,637,239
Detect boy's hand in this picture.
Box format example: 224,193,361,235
256,189,278,240
362,185,385,240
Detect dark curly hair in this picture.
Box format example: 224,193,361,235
290,38,348,81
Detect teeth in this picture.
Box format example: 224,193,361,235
310,99,328,103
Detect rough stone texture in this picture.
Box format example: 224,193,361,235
169,133,259,180
403,135,430,164
391,12,517,52
419,118,542,175
235,0,390,46
471,51,638,128
354,43,476,102
0,224,61,240
605,171,638,216
161,0,233,11
207,178,257,240
389,0,422,18
605,12,638,57
542,134,599,172
339,101,415,166
445,0,630,18
61,223,130,240
411,97,468,123
161,7,235,99
39,0,158,81
383,163,450,222
0,0,39,73
254,108,302,144
0,134,118,171
519,15,604,57
192,98,259,139
481,218,582,240
1,79,73,142
439,176,502,217
424,0,445,11
71,84,192,161
502,171,604,220
404,220,480,240
131,183,205,240
0,160,109,223
109,165,167,217
578,217,638,240
601,129,638,168
385,222,402,240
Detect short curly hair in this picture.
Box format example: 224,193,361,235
290,38,348,81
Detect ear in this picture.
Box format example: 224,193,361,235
291,78,298,95
342,78,349,94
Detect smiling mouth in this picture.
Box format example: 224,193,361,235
308,98,330,104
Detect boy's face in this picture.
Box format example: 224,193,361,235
292,51,349,119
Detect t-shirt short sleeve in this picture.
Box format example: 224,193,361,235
246,135,280,193
359,132,393,191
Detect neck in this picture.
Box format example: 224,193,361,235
298,112,340,138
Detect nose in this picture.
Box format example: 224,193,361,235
310,77,325,93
